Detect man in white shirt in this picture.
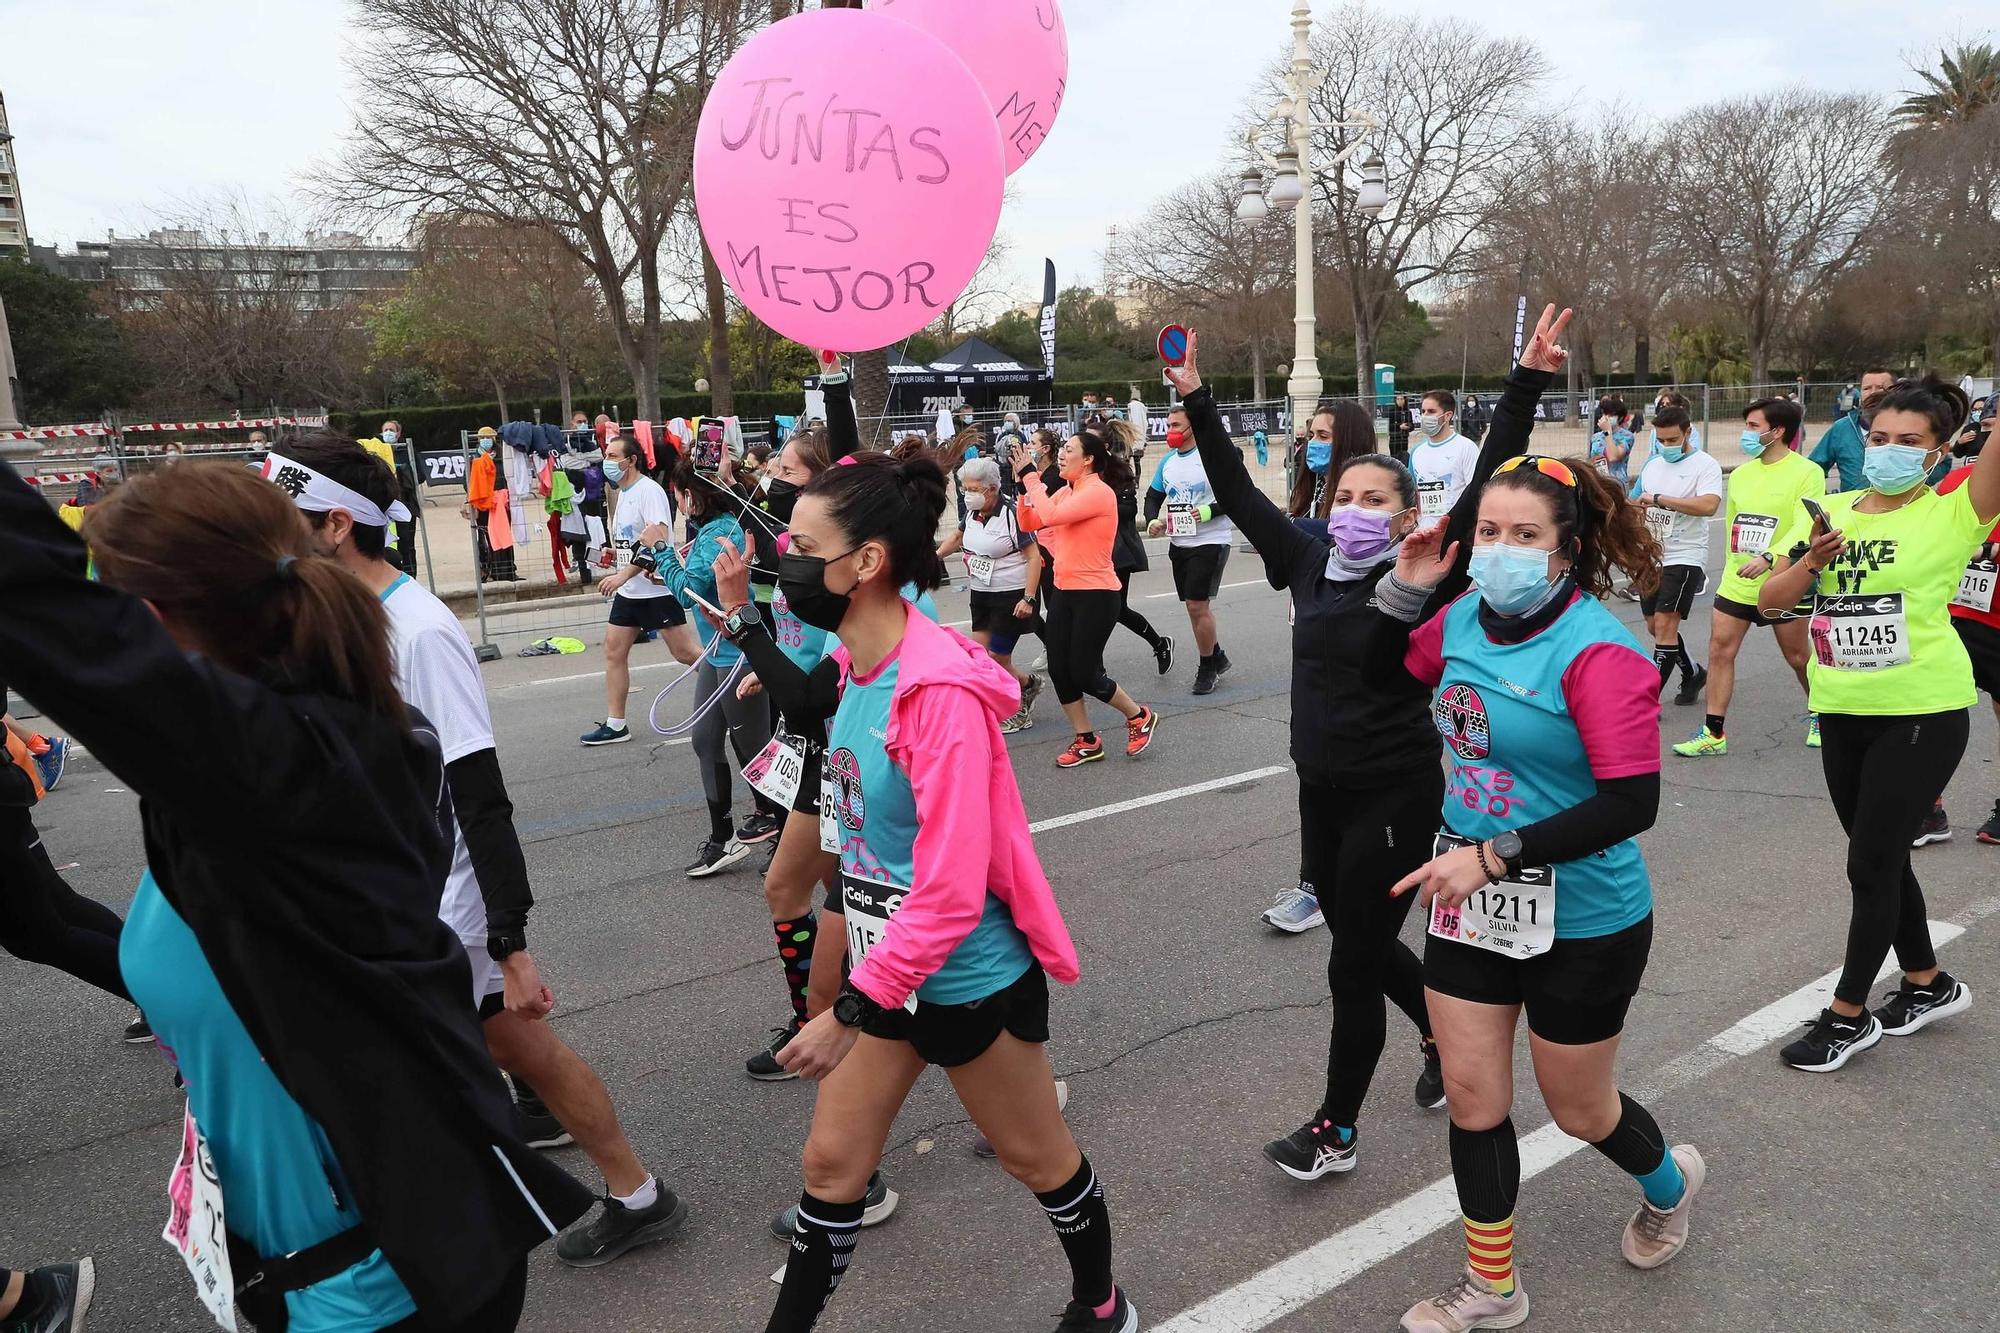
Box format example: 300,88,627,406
582,437,699,746
1405,390,1483,523
283,438,688,1268
1634,404,1726,704
1146,405,1236,695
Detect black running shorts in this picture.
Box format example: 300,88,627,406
1424,915,1654,1046
1956,617,2000,698
862,963,1049,1067
1640,565,1706,619
1169,543,1230,602
607,592,687,631
1714,594,1806,627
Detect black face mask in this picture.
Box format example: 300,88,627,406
762,477,802,524
778,548,858,632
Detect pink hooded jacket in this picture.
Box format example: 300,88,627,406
834,606,1082,1010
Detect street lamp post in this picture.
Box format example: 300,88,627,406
1236,0,1387,437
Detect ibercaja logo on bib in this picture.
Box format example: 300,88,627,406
1433,683,1491,761
827,747,866,831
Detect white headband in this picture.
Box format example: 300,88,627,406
263,453,412,527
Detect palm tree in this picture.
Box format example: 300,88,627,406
1893,43,2000,128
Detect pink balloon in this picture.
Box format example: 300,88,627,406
694,9,1006,353
875,0,1069,174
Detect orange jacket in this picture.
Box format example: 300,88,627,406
468,453,499,512
1017,470,1120,592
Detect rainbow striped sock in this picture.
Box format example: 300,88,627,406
1464,1215,1516,1296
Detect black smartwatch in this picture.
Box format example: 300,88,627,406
1489,831,1524,877
723,600,763,643
486,931,528,963
833,983,880,1030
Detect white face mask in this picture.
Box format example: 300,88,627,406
966,489,991,512
1418,414,1445,438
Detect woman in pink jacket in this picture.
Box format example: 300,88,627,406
743,452,1136,1333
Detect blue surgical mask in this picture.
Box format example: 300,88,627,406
1469,541,1559,617
1660,445,1687,464
1738,429,1767,459
381,430,399,444
1862,443,1932,495
1306,440,1333,473
602,459,625,484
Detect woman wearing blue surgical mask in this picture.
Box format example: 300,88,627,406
1287,401,1378,525
1755,374,2000,1074
1372,445,1707,1329
1166,306,1570,1189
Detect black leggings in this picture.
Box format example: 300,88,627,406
1301,772,1441,1127
0,806,130,1002
1116,571,1162,648
1819,709,1968,1007
1045,587,1122,708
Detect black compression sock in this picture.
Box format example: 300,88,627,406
1653,643,1678,692
1035,1156,1115,1307
766,1191,865,1333
1591,1092,1684,1209
707,799,733,842
1450,1118,1520,1224
1675,639,1700,682
1704,713,1725,738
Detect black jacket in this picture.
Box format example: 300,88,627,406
0,463,591,1323
1113,478,1148,575
1184,364,1549,787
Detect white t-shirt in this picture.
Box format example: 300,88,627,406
1153,446,1233,548
1407,432,1482,521
960,503,1034,591
610,474,676,600
1636,450,1726,570
382,576,496,946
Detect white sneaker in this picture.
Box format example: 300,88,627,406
1401,1269,1529,1332
1262,884,1324,933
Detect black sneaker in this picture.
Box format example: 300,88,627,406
769,1173,899,1239
1153,636,1174,676
1780,1008,1883,1072
735,810,783,845
555,1184,690,1267
0,1257,94,1333
1673,664,1708,707
1213,647,1233,678
685,838,750,878
1874,974,1973,1036
579,722,631,746
1262,1117,1357,1181
517,1102,574,1150
1054,1287,1139,1333
1979,800,2000,846
123,1013,154,1045
1912,803,1952,848
746,1019,803,1082
1192,657,1218,696
1415,1038,1446,1110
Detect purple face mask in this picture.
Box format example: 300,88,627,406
1326,503,1397,562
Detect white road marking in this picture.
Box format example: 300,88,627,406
1148,578,1267,600
492,661,675,693
1155,912,1983,1332
1028,766,1291,835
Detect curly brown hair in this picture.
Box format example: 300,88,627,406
1483,455,1662,597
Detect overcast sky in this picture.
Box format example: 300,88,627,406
3,0,1994,309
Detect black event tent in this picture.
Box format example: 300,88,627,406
806,336,1054,413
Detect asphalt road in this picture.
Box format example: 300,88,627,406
4,526,1997,1333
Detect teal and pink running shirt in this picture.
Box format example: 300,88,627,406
1406,592,1660,939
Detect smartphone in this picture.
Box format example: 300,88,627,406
685,587,728,622
1801,497,1831,537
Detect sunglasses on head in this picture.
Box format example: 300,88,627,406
1494,455,1578,488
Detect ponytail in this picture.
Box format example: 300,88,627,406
805,450,950,592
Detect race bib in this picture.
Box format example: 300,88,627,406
1425,833,1555,960
1954,560,1997,614
1417,479,1450,520
613,538,636,569
744,732,807,810
1810,594,1912,671
840,873,920,1013
164,1104,238,1331
1167,504,1198,538
965,553,996,584
817,782,840,854
1730,513,1778,557
1644,505,1675,545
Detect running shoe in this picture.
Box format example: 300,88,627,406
769,1172,899,1239
1873,973,1972,1036
579,722,631,746
1057,736,1105,769
555,1184,690,1268
1192,657,1219,696
735,810,782,846
1153,636,1175,676
1262,1118,1357,1181
1124,706,1159,758
746,1019,802,1082
1400,1269,1528,1333
1805,713,1821,748
517,1103,574,1150
999,708,1035,735
1979,800,2000,846
1779,1007,1882,1072
1261,884,1324,933
33,737,67,793
1671,726,1728,758
1054,1288,1139,1333
1621,1144,1706,1270
685,838,751,878
1415,1038,1446,1111
1672,665,1708,707
1912,803,1952,847
1,1257,94,1333
1214,647,1234,678
1021,673,1045,713
122,1013,154,1045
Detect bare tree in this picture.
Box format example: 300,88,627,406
1299,4,1549,400
1657,89,1890,384
318,0,766,422
929,229,1018,347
